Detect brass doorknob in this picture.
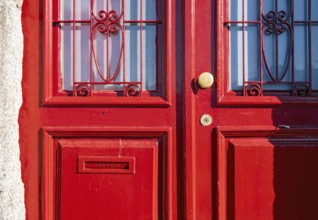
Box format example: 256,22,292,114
197,72,214,89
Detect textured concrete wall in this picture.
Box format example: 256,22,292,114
0,0,25,219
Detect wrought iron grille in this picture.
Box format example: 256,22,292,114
53,0,161,97
225,0,318,96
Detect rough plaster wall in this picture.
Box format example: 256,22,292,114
0,0,25,219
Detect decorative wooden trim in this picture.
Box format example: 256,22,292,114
217,126,318,137
43,96,171,107
42,0,175,107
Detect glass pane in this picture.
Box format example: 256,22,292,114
125,25,141,83
61,0,73,20
61,24,73,91
312,0,318,21
229,25,259,90
229,0,259,21
294,0,307,21
294,26,308,82
125,0,139,20
143,25,157,90
125,0,156,20
228,0,316,96
57,0,161,96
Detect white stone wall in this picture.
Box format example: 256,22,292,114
0,0,25,219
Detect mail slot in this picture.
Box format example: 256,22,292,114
78,156,135,174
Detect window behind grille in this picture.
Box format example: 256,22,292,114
53,0,162,97
226,0,318,97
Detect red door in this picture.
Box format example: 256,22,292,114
21,0,177,219
21,0,318,219
184,0,318,219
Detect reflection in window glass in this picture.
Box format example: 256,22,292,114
228,0,317,96
56,0,161,97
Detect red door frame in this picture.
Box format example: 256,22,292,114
183,0,214,218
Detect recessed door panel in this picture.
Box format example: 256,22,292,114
217,129,318,220
58,139,160,220
40,127,173,219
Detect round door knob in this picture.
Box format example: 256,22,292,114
197,72,214,89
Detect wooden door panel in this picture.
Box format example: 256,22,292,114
59,139,158,220
217,128,318,220
41,127,173,219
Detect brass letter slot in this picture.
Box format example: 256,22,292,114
78,156,135,174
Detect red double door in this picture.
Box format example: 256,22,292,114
21,0,318,219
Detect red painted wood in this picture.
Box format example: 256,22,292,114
21,0,318,219
41,127,174,219
183,0,197,218
185,0,318,219
217,130,318,220
20,0,177,219
59,139,158,220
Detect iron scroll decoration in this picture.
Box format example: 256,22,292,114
70,0,145,97
91,9,123,84
262,10,293,83
226,0,313,97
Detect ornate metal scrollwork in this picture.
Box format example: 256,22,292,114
293,83,310,97
124,83,142,97
92,10,121,36
263,10,290,35
75,84,91,97
244,83,263,96
262,9,293,83
91,5,124,85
